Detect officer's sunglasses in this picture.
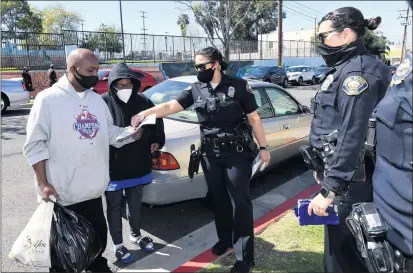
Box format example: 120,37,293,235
318,29,344,43
194,61,215,71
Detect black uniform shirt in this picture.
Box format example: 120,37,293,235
373,54,412,256
310,43,391,194
175,73,258,157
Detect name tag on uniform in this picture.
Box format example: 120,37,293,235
228,86,235,97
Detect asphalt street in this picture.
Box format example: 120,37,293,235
1,84,318,272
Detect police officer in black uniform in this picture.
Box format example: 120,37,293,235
371,1,412,270
48,64,58,87
305,7,392,273
22,67,34,92
131,47,270,273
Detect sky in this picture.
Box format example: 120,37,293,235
28,1,412,47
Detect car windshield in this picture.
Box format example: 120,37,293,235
98,70,107,79
143,80,198,123
245,67,269,76
286,67,303,72
315,67,328,74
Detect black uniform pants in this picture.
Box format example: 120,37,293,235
201,156,254,263
105,185,144,245
324,181,373,273
49,197,110,272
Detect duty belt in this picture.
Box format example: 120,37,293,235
203,137,244,152
388,244,413,273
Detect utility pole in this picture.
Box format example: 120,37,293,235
165,32,168,55
398,4,412,62
277,0,283,66
119,0,126,60
139,11,148,56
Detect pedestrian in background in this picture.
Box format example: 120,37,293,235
102,63,165,264
48,64,58,87
306,7,391,273
22,67,34,92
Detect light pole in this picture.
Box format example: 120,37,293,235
119,0,126,60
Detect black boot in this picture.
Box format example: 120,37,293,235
230,261,255,273
211,240,230,256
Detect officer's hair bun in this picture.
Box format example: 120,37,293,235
364,16,381,30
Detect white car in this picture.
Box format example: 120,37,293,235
1,78,30,114
141,76,313,205
286,66,316,86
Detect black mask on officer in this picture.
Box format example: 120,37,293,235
197,64,216,83
317,41,358,67
71,66,99,89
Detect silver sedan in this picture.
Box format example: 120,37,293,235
142,76,312,205
1,78,30,114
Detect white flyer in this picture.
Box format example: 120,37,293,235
251,155,262,178
116,114,157,141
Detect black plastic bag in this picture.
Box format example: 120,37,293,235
50,202,103,272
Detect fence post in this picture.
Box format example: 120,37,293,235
172,37,175,62
249,41,251,60
130,34,134,63
303,41,306,57
153,36,155,63
25,32,31,68
189,36,193,60
104,33,108,61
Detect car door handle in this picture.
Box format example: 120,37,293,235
282,124,290,130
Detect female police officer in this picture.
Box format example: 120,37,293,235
306,7,392,273
131,47,270,273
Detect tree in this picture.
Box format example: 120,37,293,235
81,24,123,59
177,13,190,37
177,13,190,58
41,4,82,33
362,31,390,61
1,0,43,40
177,0,286,61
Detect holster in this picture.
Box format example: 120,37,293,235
364,118,377,166
299,145,324,173
345,202,394,273
188,144,201,179
235,121,259,156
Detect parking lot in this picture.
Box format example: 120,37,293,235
1,84,318,272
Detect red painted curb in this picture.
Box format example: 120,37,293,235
171,183,321,273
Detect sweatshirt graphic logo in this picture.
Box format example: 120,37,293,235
73,108,100,139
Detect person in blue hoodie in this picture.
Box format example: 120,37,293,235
102,63,165,264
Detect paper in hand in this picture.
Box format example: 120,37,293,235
251,155,262,178
116,114,157,141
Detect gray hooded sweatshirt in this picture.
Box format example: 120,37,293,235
23,75,135,206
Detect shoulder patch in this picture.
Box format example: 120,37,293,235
390,54,412,87
342,76,368,96
246,83,254,94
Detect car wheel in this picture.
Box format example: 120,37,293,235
311,77,316,85
298,77,304,86
283,78,288,88
1,93,8,114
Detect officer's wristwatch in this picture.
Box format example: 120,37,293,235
320,187,336,199
259,145,270,151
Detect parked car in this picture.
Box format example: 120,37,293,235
242,66,289,88
1,78,30,114
313,66,329,83
286,65,316,86
91,68,159,94
141,76,312,205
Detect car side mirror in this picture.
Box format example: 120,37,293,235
102,77,108,81
302,105,311,114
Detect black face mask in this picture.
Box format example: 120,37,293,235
197,68,215,83
72,67,99,89
317,42,353,67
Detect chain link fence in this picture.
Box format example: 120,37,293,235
1,31,318,70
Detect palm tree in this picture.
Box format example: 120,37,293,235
177,13,190,60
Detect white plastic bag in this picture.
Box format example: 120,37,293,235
8,200,55,267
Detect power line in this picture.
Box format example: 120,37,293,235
283,5,316,21
398,3,412,61
289,1,324,17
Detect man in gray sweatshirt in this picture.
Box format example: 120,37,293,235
23,48,140,272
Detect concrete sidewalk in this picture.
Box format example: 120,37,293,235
120,170,318,273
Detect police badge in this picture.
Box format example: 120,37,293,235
390,54,412,87
321,74,334,91
228,86,235,97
